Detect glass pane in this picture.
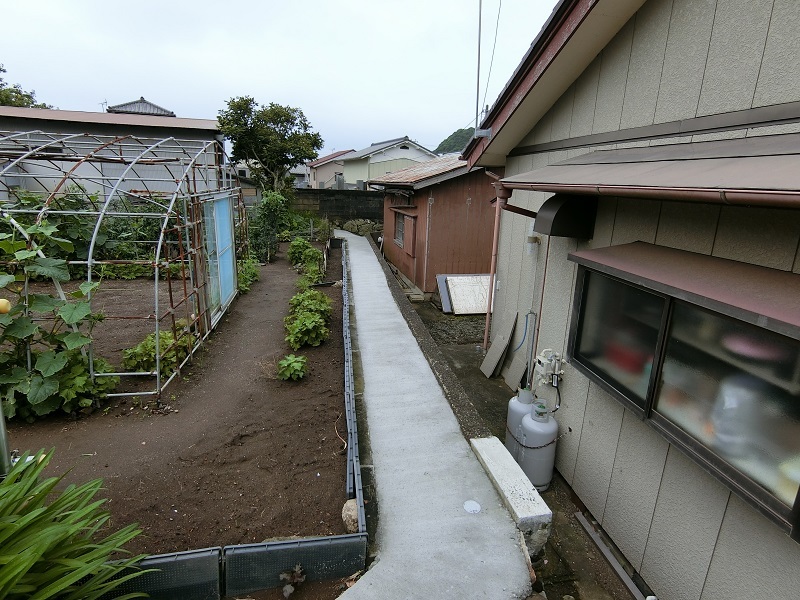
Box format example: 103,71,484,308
656,302,800,507
575,272,665,405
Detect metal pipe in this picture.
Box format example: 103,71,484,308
483,183,512,349
0,411,11,477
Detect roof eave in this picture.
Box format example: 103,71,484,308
463,0,647,168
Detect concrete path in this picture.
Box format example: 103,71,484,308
337,231,531,599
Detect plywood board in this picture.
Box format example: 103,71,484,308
436,275,453,313
446,275,491,315
480,313,517,378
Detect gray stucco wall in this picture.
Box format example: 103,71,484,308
495,1,800,599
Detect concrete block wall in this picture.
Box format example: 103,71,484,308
489,2,800,599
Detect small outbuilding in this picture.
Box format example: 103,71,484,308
369,154,499,297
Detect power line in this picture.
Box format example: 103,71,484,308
481,0,503,114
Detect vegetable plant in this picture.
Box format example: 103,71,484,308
122,328,195,379
284,311,329,350
277,354,307,381
0,449,150,599
237,258,260,293
0,219,119,421
287,237,313,266
288,289,331,323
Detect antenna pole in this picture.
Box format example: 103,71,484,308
475,0,482,135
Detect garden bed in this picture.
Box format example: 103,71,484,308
7,243,350,597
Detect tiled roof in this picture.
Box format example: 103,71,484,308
107,97,176,117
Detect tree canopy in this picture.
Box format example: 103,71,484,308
218,96,323,191
434,127,475,154
0,64,51,108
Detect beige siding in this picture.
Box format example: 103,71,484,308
494,1,800,599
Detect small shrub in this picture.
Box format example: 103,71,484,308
287,237,313,265
288,289,332,322
122,328,194,379
277,354,307,380
0,449,150,599
237,258,260,293
284,310,329,350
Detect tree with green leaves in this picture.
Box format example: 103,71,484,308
218,96,323,191
434,127,475,154
0,64,51,108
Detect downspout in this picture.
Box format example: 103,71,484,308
483,183,512,349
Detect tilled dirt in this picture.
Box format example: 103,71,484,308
7,246,349,586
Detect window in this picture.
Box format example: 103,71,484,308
394,212,404,246
568,242,800,539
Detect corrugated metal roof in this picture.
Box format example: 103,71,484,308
368,154,468,188
308,149,354,167
0,106,218,131
107,96,176,117
343,136,434,161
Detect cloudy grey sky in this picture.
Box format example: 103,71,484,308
3,0,557,154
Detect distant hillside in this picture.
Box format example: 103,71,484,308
434,128,474,154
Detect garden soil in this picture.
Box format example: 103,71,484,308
7,245,351,600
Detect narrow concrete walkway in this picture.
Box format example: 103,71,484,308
337,231,531,599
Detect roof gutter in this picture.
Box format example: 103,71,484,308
501,182,800,209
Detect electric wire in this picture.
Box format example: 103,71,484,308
480,0,503,115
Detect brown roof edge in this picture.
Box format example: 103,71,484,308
502,181,800,209
462,0,584,167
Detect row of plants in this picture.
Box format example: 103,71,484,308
277,238,333,381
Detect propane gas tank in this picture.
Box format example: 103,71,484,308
505,387,534,461
519,401,558,491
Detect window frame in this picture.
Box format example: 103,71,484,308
567,245,800,541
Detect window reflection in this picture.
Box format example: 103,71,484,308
575,273,664,405
656,303,800,506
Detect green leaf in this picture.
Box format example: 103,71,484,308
28,293,65,313
14,249,38,261
60,331,92,350
71,281,100,298
27,221,59,236
4,316,39,339
0,239,27,254
0,273,15,287
27,374,59,405
25,257,70,281
50,236,75,253
35,350,69,377
57,301,91,325
0,366,28,385
0,313,13,326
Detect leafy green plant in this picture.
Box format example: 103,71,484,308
237,258,260,293
286,237,313,265
122,328,194,379
277,354,307,381
288,289,332,323
0,449,150,599
0,220,119,422
284,311,329,350
248,191,293,262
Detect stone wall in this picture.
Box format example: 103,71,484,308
291,189,383,223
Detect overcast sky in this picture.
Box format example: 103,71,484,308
3,0,557,154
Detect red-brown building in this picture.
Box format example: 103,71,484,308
369,154,499,296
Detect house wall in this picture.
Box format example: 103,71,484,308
343,159,370,185
494,2,800,600
382,170,497,293
311,161,344,189
368,158,422,181
344,145,434,184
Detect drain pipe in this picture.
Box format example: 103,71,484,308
483,184,512,350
